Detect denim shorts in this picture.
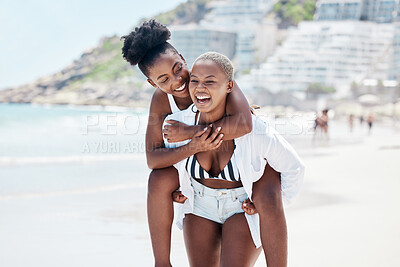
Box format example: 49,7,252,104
190,177,248,224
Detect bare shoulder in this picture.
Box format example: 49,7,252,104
149,88,171,116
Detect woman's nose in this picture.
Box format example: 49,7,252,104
172,76,182,88
196,82,206,89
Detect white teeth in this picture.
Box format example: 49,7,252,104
175,84,185,92
196,95,210,100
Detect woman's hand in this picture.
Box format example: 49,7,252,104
188,124,223,153
163,120,199,143
172,190,187,204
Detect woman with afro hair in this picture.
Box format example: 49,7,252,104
122,20,290,267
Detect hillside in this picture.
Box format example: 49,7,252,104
0,36,151,107
274,0,316,28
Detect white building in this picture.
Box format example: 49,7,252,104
200,0,276,71
169,24,237,68
314,0,363,21
393,22,400,81
361,0,399,23
315,0,400,23
249,21,395,96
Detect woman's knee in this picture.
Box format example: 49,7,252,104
252,184,283,212
252,164,283,211
148,167,179,194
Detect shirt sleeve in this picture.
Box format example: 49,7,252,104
262,124,305,205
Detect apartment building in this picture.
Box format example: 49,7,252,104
169,24,237,67
315,0,399,23
249,21,395,96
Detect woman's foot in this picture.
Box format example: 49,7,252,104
242,199,258,215
172,190,187,203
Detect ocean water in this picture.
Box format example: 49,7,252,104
0,103,158,266
0,103,152,197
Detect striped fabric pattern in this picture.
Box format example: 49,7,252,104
185,152,241,182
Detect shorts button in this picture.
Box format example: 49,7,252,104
218,192,222,196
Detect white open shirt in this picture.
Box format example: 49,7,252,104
163,104,305,248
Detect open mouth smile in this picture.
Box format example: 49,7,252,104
174,83,186,92
195,94,211,104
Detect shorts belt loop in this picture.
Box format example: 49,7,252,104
199,186,204,197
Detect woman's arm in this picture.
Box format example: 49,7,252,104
145,89,222,169
213,81,252,140
163,81,252,142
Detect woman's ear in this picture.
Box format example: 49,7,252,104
226,81,234,93
147,79,158,88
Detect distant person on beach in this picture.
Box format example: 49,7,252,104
313,109,329,140
162,52,304,266
348,114,354,132
367,113,375,135
359,115,364,125
122,20,303,266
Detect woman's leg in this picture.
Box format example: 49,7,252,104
220,213,262,267
147,166,180,267
252,163,287,267
183,214,222,267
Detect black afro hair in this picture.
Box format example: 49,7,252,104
121,19,177,77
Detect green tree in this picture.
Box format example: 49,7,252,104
274,0,316,27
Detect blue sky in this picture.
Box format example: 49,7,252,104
0,0,186,89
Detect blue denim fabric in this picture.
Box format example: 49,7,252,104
190,177,248,224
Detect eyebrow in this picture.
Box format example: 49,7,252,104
157,62,180,81
190,74,216,78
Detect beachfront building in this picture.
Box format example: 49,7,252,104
361,0,399,23
249,21,395,96
315,0,400,23
200,0,276,71
314,0,363,21
169,25,237,67
393,22,400,81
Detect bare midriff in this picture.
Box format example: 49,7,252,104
194,178,243,189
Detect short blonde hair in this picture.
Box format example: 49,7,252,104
194,52,234,81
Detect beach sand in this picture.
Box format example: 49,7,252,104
283,131,400,267
1,121,399,266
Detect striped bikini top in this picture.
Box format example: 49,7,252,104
185,142,241,182
185,112,241,182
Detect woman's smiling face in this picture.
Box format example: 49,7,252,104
146,52,190,98
189,59,233,115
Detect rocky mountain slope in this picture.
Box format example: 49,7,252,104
0,36,152,107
